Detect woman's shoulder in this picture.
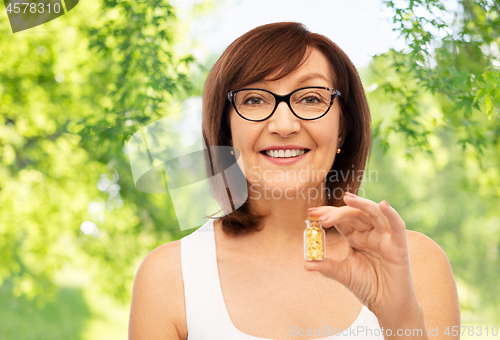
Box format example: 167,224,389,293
134,240,183,291
129,240,187,340
138,240,184,283
405,229,460,323
135,222,212,287
406,229,453,276
406,229,449,263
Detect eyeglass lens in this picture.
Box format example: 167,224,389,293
233,88,333,120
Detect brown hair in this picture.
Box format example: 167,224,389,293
202,22,372,236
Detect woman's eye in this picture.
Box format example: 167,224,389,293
301,96,322,104
244,97,265,105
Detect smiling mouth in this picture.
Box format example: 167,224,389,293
260,149,311,158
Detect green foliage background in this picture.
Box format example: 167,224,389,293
0,0,499,338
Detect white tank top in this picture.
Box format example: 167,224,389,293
181,219,384,339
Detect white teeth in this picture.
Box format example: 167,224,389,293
264,149,308,158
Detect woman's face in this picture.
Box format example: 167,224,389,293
229,47,343,200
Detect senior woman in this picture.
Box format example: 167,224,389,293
129,22,460,340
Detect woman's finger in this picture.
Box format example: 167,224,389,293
310,206,371,228
329,220,355,239
378,200,407,239
343,193,390,232
319,212,373,233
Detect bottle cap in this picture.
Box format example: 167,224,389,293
306,216,319,222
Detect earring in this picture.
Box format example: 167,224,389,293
337,148,341,154
230,150,234,155
327,190,331,200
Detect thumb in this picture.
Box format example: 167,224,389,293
304,257,351,287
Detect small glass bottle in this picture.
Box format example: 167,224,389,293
304,216,325,261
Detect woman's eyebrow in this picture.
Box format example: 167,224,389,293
295,73,331,84
248,73,332,89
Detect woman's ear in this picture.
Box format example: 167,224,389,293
337,135,344,150
337,115,346,149
337,125,345,149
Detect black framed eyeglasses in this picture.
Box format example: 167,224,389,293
227,86,341,122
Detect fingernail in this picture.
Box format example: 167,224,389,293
318,215,329,221
383,200,390,207
308,207,318,211
344,191,356,198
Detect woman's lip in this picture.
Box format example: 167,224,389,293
260,150,310,164
260,145,310,152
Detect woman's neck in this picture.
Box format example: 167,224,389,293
220,188,343,261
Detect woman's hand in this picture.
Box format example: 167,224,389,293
305,191,423,323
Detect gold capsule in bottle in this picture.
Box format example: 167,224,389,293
304,216,325,261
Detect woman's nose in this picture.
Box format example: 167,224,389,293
267,101,301,137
